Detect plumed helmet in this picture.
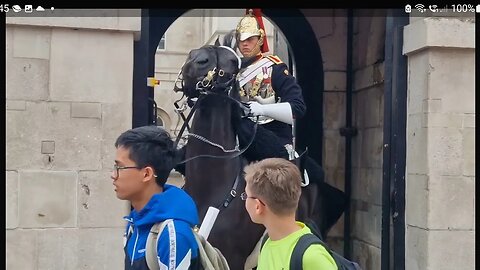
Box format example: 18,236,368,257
236,9,269,53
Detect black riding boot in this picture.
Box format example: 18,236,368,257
234,117,289,162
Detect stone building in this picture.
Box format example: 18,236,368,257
6,8,475,270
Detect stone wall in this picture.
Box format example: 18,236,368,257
307,10,348,251
307,10,386,270
6,13,141,270
350,13,386,270
403,17,475,270
313,12,475,270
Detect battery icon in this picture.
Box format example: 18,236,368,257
476,4,480,12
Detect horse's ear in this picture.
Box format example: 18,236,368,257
214,35,221,46
223,29,238,51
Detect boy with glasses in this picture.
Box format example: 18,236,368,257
112,125,200,270
242,158,337,270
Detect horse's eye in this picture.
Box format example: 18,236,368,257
198,59,208,65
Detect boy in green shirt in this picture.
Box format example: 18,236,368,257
242,158,337,270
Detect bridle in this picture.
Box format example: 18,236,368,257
172,46,240,140
173,45,257,165
172,46,258,210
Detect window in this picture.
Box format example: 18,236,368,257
158,34,166,50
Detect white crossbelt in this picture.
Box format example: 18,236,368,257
238,58,274,87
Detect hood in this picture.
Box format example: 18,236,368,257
125,184,199,227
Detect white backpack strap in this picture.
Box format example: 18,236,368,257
193,230,230,270
146,219,173,270
244,230,268,270
194,232,216,270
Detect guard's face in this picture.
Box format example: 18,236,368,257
239,36,261,57
111,146,144,201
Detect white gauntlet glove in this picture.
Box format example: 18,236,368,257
254,95,276,104
247,101,265,117
247,101,294,125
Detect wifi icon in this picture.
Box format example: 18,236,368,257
415,4,426,12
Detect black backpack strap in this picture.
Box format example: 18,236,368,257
260,234,269,251
290,233,322,270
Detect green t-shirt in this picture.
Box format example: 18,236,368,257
257,222,337,270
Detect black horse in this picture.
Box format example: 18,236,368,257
175,42,345,270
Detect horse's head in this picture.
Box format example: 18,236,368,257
176,45,241,98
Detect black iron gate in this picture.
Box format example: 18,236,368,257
382,9,409,270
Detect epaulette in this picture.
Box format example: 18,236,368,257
265,55,283,65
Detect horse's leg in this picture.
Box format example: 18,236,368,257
302,156,347,238
297,182,320,223
318,181,347,237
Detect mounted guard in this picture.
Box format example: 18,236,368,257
233,9,306,164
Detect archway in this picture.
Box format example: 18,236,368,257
262,9,324,163
133,9,325,164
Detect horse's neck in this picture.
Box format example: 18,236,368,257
185,95,239,200
193,96,236,143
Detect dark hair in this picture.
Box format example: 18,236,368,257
115,125,178,187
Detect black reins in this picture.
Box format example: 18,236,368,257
174,92,258,165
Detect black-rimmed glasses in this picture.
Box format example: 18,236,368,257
240,191,266,206
112,164,140,179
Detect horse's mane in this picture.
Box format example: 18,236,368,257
222,30,238,52
213,30,238,53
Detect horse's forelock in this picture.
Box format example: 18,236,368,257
219,46,241,70
222,29,238,51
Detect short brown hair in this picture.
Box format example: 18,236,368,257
243,158,302,216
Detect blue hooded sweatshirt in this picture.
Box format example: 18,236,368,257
123,184,200,270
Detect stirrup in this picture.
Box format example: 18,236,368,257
301,170,310,187
285,144,310,187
